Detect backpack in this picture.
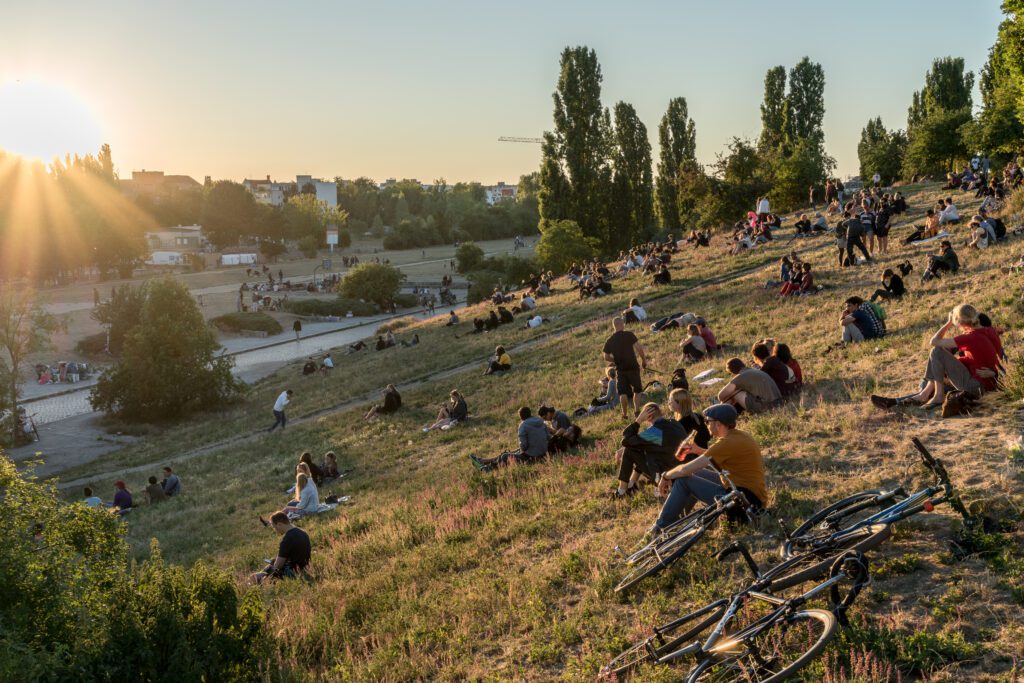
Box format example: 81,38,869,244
867,301,887,321
941,390,980,418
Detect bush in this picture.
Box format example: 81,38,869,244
394,293,418,308
91,282,148,355
466,270,505,305
259,240,286,260
535,220,599,273
481,254,537,285
455,242,485,273
298,235,320,258
0,455,268,680
282,298,378,317
339,262,405,307
90,278,241,422
75,332,109,356
210,312,283,335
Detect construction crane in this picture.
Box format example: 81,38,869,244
498,136,543,144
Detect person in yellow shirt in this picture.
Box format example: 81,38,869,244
652,403,767,533
484,345,512,375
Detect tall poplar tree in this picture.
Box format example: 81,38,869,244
538,46,612,246
609,102,654,250
903,57,975,176
655,97,697,230
784,57,826,146
758,66,787,151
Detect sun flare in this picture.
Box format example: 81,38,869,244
0,80,104,163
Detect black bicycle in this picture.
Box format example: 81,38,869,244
614,470,759,593
602,545,870,681
780,438,972,561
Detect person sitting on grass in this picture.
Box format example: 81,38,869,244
538,405,582,453
772,343,803,391
145,476,167,504
302,359,318,376
793,214,812,235
778,260,804,296
446,311,459,327
498,306,515,324
653,263,672,285
112,480,133,516
750,342,797,399
870,268,906,303
469,406,549,470
484,345,512,375
939,197,960,225
967,217,991,250
837,296,886,345
283,472,319,517
717,357,782,415
82,487,102,508
363,384,402,420
424,389,469,432
871,304,999,410
584,367,619,415
623,298,647,324
697,317,718,354
349,340,367,353
670,388,712,453
679,323,708,362
252,511,311,584
796,262,816,295
651,404,767,534
610,401,688,499
319,353,334,375
160,466,182,497
298,452,325,486
374,335,387,351
922,241,960,281
321,451,340,480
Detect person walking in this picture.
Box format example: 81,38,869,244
293,319,302,342
602,316,650,419
269,389,293,432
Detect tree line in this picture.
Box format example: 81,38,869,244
536,47,833,260
859,3,1024,183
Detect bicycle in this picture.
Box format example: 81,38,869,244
613,469,760,594
602,545,871,681
779,437,973,561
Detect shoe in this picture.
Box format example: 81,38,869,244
870,394,898,409
610,489,627,500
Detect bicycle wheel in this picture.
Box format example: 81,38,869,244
684,609,837,682
768,523,891,592
602,599,728,678
615,523,707,593
620,505,708,566
780,490,888,560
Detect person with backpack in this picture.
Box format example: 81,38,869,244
871,304,998,411
839,296,885,344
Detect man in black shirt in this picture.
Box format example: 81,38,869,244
602,317,649,419
253,511,311,583
751,342,795,398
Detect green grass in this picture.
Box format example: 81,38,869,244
51,182,1024,680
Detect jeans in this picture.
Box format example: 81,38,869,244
617,447,678,483
269,410,287,431
846,235,871,263
656,468,726,529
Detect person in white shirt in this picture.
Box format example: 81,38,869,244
82,486,102,508
938,198,959,225
521,294,536,311
623,297,647,323
284,473,319,517
756,196,770,222
524,314,544,329
269,389,293,432
319,353,334,375
872,172,881,188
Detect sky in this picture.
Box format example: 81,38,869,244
0,0,1007,185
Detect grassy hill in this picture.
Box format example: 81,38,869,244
56,183,1024,681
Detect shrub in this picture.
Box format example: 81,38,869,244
481,254,537,285
259,240,286,259
282,298,378,317
339,262,405,307
210,312,283,335
466,270,505,305
394,293,418,308
298,235,320,258
455,242,485,273
90,278,241,422
0,455,268,680
75,332,109,356
91,282,148,355
535,219,599,273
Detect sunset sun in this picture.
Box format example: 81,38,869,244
0,80,104,162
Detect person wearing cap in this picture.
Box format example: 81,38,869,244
112,480,133,515
717,358,781,414
652,404,767,532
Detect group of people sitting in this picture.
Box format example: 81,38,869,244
34,361,89,384
767,252,817,297
260,451,343,524
714,341,802,414
302,353,335,376
471,294,545,333
81,466,182,515
469,404,584,470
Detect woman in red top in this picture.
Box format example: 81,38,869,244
871,304,998,410
773,343,802,391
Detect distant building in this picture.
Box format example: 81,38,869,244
145,224,204,251
242,176,295,206
120,170,202,200
295,175,338,208
484,181,517,205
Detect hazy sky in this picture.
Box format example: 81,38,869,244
0,0,1006,184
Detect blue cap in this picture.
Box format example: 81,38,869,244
703,404,738,428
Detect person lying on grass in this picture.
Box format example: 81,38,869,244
423,389,469,432
871,304,999,410
470,406,549,469
651,404,767,535
717,357,782,415
364,384,402,421
252,511,311,584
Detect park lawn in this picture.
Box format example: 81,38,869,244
60,182,1024,680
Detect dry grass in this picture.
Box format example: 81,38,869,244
59,183,1024,681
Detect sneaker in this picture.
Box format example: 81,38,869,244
870,394,898,409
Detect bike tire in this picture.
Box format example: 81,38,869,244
685,608,837,682
602,599,729,678
768,523,891,592
780,490,888,560
615,525,706,593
